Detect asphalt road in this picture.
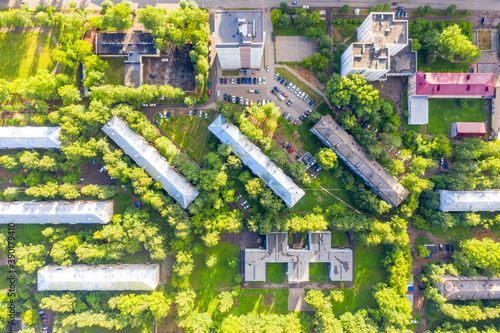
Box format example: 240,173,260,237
2,0,500,11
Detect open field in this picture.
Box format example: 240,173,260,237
330,287,378,316
354,244,386,287
158,112,217,164
102,57,125,86
234,289,289,315
478,30,493,50
426,99,487,136
0,32,58,81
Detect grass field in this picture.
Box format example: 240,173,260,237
309,263,328,282
330,231,349,247
275,68,322,103
274,20,325,37
354,244,386,287
414,236,432,246
234,289,289,315
426,99,486,136
0,32,58,81
478,30,493,50
417,55,468,73
222,70,239,76
102,57,125,86
267,263,287,283
332,33,356,74
191,242,240,314
330,288,378,316
158,112,217,164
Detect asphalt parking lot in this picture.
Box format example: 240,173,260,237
215,75,314,121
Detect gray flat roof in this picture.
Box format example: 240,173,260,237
244,232,353,283
208,115,304,207
214,10,264,45
102,116,199,209
408,96,429,125
311,115,409,207
0,126,61,149
439,190,500,212
37,264,159,291
437,275,500,300
0,201,114,224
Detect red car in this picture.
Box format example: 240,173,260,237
224,77,227,84
288,147,294,153
208,89,211,96
293,119,298,126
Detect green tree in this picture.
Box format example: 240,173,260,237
58,183,80,200
315,148,337,170
0,155,17,169
205,254,218,268
278,13,291,28
3,187,21,201
40,294,77,313
58,85,82,105
416,245,430,258
184,96,196,107
245,178,264,199
102,2,133,31
454,237,500,276
175,289,196,317
446,4,457,15
410,156,437,176
304,289,328,310
218,291,234,313
16,243,48,274
339,4,351,14
439,25,481,63
279,2,289,13
137,6,167,31
271,9,282,26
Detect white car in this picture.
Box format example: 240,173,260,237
240,96,243,104
232,96,235,103
245,99,249,106
205,112,208,119
217,91,220,98
188,110,192,116
266,66,270,72
199,110,203,118
258,77,262,84
161,58,168,63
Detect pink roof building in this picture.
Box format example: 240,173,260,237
414,71,494,97
451,122,487,137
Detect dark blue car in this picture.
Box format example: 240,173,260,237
167,112,171,118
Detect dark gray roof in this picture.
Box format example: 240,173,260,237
244,232,353,282
0,126,61,149
439,190,500,212
214,10,264,45
208,115,304,208
311,115,409,207
101,116,199,209
96,32,157,55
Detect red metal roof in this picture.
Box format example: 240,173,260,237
454,122,487,136
415,71,494,97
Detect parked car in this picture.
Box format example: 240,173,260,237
149,74,156,78
220,78,223,84
207,81,211,88
439,244,443,251
236,97,240,104
418,285,424,291
208,89,211,96
271,32,274,41
230,78,234,84
293,119,298,126
283,142,288,148
266,66,270,72
193,109,197,115
255,90,261,93
217,91,220,98
189,110,192,116
334,45,337,52
288,147,294,153
167,112,171,118
237,78,241,84
262,77,266,84
38,310,44,315
258,77,262,84
205,112,208,119
296,152,302,159
309,99,315,106
292,1,298,4
253,77,257,84
199,110,203,118
397,6,405,10
481,17,486,25
92,157,95,165
396,10,401,17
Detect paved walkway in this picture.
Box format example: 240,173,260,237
288,288,314,312
275,64,332,109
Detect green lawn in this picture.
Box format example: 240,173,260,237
426,98,487,136
354,244,386,287
414,236,432,247
234,289,289,315
309,263,328,282
102,57,125,86
316,102,332,116
191,243,240,314
329,288,377,316
417,55,469,73
267,263,287,283
158,112,217,164
330,231,349,247
275,68,322,103
274,20,325,37
0,32,58,80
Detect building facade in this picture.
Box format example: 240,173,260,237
214,11,264,70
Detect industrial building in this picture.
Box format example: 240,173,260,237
408,71,495,125
437,275,500,300
0,201,114,224
37,264,160,291
438,190,500,212
450,122,487,138
208,115,305,208
244,232,353,283
101,116,199,209
311,115,409,207
214,10,264,71
340,12,415,81
0,126,61,149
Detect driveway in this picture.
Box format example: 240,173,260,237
288,288,314,312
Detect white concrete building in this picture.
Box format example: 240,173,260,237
437,275,500,300
208,115,305,208
340,12,415,81
37,264,160,291
0,201,114,224
214,10,264,70
0,127,61,149
102,116,199,209
439,190,500,212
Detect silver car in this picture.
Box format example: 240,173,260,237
232,96,235,103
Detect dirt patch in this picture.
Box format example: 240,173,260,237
142,44,195,91
289,66,325,90
478,30,493,50
262,294,275,306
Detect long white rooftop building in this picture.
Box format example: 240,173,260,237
0,126,61,149
0,201,114,224
37,264,160,291
102,116,199,209
208,115,305,207
439,190,500,212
